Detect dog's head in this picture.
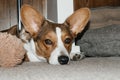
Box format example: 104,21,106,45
20,5,90,65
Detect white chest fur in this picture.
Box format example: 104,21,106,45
24,39,46,62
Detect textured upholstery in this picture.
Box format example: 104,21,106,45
0,57,120,80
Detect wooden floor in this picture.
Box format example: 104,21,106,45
0,0,46,31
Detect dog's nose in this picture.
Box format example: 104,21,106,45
58,56,69,65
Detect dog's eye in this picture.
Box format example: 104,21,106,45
45,39,53,45
64,38,71,44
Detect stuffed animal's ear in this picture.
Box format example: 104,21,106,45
65,8,90,37
21,4,44,38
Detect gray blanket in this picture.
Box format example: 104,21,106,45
77,24,120,57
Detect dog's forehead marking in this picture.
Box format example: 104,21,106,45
56,27,62,46
55,27,68,54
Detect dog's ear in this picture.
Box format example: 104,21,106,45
65,8,90,37
21,4,44,38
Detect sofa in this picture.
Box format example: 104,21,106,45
1,7,120,80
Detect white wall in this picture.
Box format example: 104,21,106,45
47,0,74,23
57,0,74,23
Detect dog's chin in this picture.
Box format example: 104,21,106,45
48,60,60,65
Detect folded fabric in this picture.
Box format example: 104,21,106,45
77,24,120,57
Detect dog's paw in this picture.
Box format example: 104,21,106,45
70,52,85,61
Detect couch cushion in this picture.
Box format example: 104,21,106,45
77,24,120,57
0,57,120,80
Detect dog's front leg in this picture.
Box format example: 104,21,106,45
70,42,85,61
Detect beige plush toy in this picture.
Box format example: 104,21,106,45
0,32,26,67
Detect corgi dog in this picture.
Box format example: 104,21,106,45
3,5,90,65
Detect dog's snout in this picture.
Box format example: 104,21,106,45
58,56,69,65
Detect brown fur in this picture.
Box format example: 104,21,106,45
1,25,18,36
